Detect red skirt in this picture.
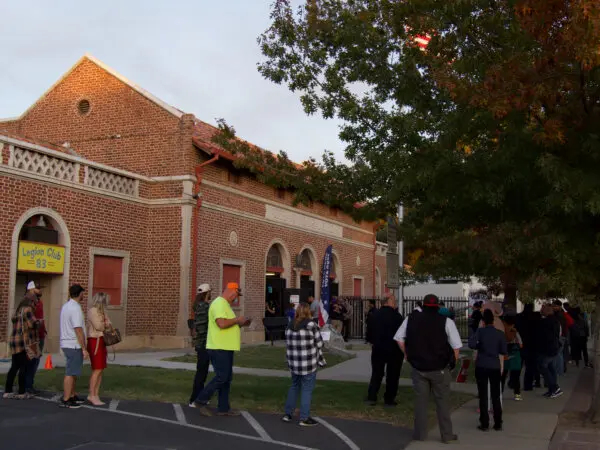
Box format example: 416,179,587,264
87,337,107,370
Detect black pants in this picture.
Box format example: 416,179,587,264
522,348,540,390
475,367,502,428
367,349,402,404
342,319,351,342
570,336,589,366
189,347,210,404
501,369,521,395
5,351,28,395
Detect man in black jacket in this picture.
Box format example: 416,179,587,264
365,294,403,407
537,305,563,398
516,303,542,390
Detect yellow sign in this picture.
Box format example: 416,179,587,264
17,241,65,274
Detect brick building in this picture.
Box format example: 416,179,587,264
0,55,388,355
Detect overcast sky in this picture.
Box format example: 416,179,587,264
0,1,347,163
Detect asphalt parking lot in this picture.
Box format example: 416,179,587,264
0,391,413,450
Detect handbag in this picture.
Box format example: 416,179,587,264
101,310,122,347
103,325,122,347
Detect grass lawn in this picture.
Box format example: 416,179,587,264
164,345,354,370
1,366,473,426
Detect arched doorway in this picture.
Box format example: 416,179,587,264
265,242,290,318
8,208,71,353
296,247,318,303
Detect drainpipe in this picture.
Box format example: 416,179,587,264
373,225,377,297
190,155,219,317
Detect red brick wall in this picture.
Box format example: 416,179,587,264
4,59,195,177
201,159,374,233
0,174,182,339
195,206,375,325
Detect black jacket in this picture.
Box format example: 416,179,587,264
370,306,403,357
536,315,561,357
516,310,541,350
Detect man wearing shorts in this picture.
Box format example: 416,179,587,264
59,284,89,408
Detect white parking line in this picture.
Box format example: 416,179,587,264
315,417,360,450
173,403,187,424
241,410,272,441
34,396,317,450
109,399,119,411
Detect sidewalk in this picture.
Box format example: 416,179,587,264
405,366,589,450
549,365,600,450
0,347,477,394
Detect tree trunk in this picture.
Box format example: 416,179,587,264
500,272,518,308
590,295,600,423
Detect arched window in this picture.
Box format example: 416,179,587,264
267,245,283,269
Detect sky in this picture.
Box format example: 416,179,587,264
0,1,347,163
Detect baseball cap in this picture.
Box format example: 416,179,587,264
226,282,243,296
26,281,39,291
423,294,440,307
197,283,211,293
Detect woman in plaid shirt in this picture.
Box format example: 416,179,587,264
3,294,40,399
282,302,326,427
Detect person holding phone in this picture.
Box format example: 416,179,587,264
193,282,251,416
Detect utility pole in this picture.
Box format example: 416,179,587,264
398,203,404,313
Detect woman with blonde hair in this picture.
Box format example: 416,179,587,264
282,302,326,427
87,292,111,406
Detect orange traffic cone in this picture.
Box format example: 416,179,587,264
44,354,53,370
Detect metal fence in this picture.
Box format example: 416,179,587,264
338,296,385,340
402,296,471,338
340,295,475,340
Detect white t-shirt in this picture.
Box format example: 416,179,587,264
60,299,85,349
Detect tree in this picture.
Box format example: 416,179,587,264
214,0,600,418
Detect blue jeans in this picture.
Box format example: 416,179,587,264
195,350,233,413
25,339,44,391
538,355,558,393
284,371,317,420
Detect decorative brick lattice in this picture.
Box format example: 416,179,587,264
85,167,138,197
8,146,78,182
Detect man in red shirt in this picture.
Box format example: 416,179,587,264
25,281,45,395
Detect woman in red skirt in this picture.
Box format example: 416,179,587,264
87,292,111,406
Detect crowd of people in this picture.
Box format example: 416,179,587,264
3,279,594,439
466,298,592,431
3,283,116,408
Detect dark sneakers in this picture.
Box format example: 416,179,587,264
282,414,293,423
71,395,86,405
550,388,564,399
216,409,241,417
299,418,319,427
59,398,81,409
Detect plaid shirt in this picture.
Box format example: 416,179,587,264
285,319,326,375
9,306,39,356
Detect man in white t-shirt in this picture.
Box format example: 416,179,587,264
59,284,89,409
